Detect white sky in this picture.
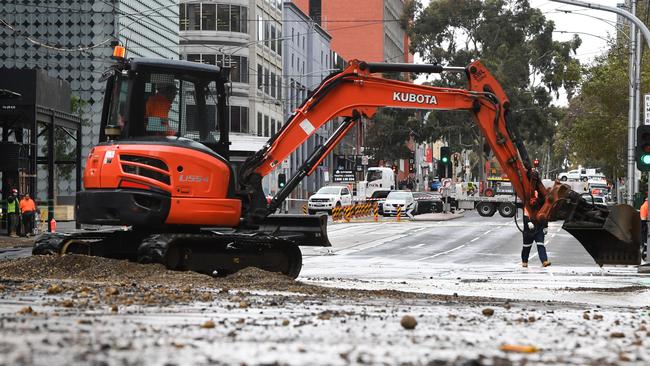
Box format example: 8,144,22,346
414,0,620,104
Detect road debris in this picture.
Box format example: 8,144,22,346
400,315,417,329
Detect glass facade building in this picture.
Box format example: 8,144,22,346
0,0,178,198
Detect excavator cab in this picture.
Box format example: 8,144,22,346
99,58,231,158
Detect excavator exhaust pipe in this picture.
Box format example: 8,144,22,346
562,204,641,266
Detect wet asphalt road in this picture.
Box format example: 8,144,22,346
305,210,594,266
2,210,650,365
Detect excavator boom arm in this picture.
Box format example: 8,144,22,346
241,60,543,219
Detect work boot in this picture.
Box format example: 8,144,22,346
542,261,551,267
9,233,18,238
521,262,528,268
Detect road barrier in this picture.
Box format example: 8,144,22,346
396,206,402,222
302,204,308,214
373,203,379,222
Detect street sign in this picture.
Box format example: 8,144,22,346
281,159,290,169
332,169,355,183
645,94,650,125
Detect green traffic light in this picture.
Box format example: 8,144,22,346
642,154,650,165
441,157,449,164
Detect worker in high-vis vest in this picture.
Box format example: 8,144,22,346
641,198,648,260
145,81,177,136
6,188,20,237
521,206,550,268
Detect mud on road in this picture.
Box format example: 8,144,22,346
0,255,648,365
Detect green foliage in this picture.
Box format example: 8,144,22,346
408,0,581,173
557,44,637,178
364,109,421,161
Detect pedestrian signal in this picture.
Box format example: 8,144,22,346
278,173,287,188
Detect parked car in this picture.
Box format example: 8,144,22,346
382,191,417,216
591,195,609,207
368,189,391,215
413,192,442,214
308,186,353,215
558,169,588,182
430,180,441,191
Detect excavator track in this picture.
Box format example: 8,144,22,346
136,232,302,278
33,230,303,279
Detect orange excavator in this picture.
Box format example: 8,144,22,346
33,48,641,277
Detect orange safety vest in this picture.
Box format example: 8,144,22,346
145,94,176,136
20,198,36,213
641,200,648,220
145,94,172,120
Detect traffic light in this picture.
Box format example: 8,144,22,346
439,146,451,178
278,173,287,188
533,159,540,167
408,151,415,173
637,125,650,171
440,146,450,165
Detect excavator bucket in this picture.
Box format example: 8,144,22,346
257,214,331,247
562,204,641,266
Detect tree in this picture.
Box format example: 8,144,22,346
408,0,581,178
364,109,421,162
557,42,641,179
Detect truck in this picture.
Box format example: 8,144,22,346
358,166,395,199
451,180,590,218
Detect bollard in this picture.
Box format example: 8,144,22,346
302,204,308,214
333,206,341,221
373,203,379,222
397,206,401,222
344,206,351,222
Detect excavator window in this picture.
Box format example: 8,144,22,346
103,71,220,144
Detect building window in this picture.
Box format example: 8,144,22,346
271,118,276,135
277,77,282,100
179,4,188,30
257,64,263,90
264,115,270,137
291,28,294,43
217,4,229,31
202,4,216,30
264,21,270,48
270,72,276,98
186,54,201,63
257,14,263,41
270,24,276,52
227,106,249,133
202,54,216,65
291,53,294,68
257,113,263,136
264,67,270,95
217,55,248,83
188,3,201,30
230,5,241,33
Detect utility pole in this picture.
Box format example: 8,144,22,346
550,0,650,205
629,0,638,202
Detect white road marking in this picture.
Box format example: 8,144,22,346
408,243,426,249
484,230,492,235
416,244,466,261
470,237,479,243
